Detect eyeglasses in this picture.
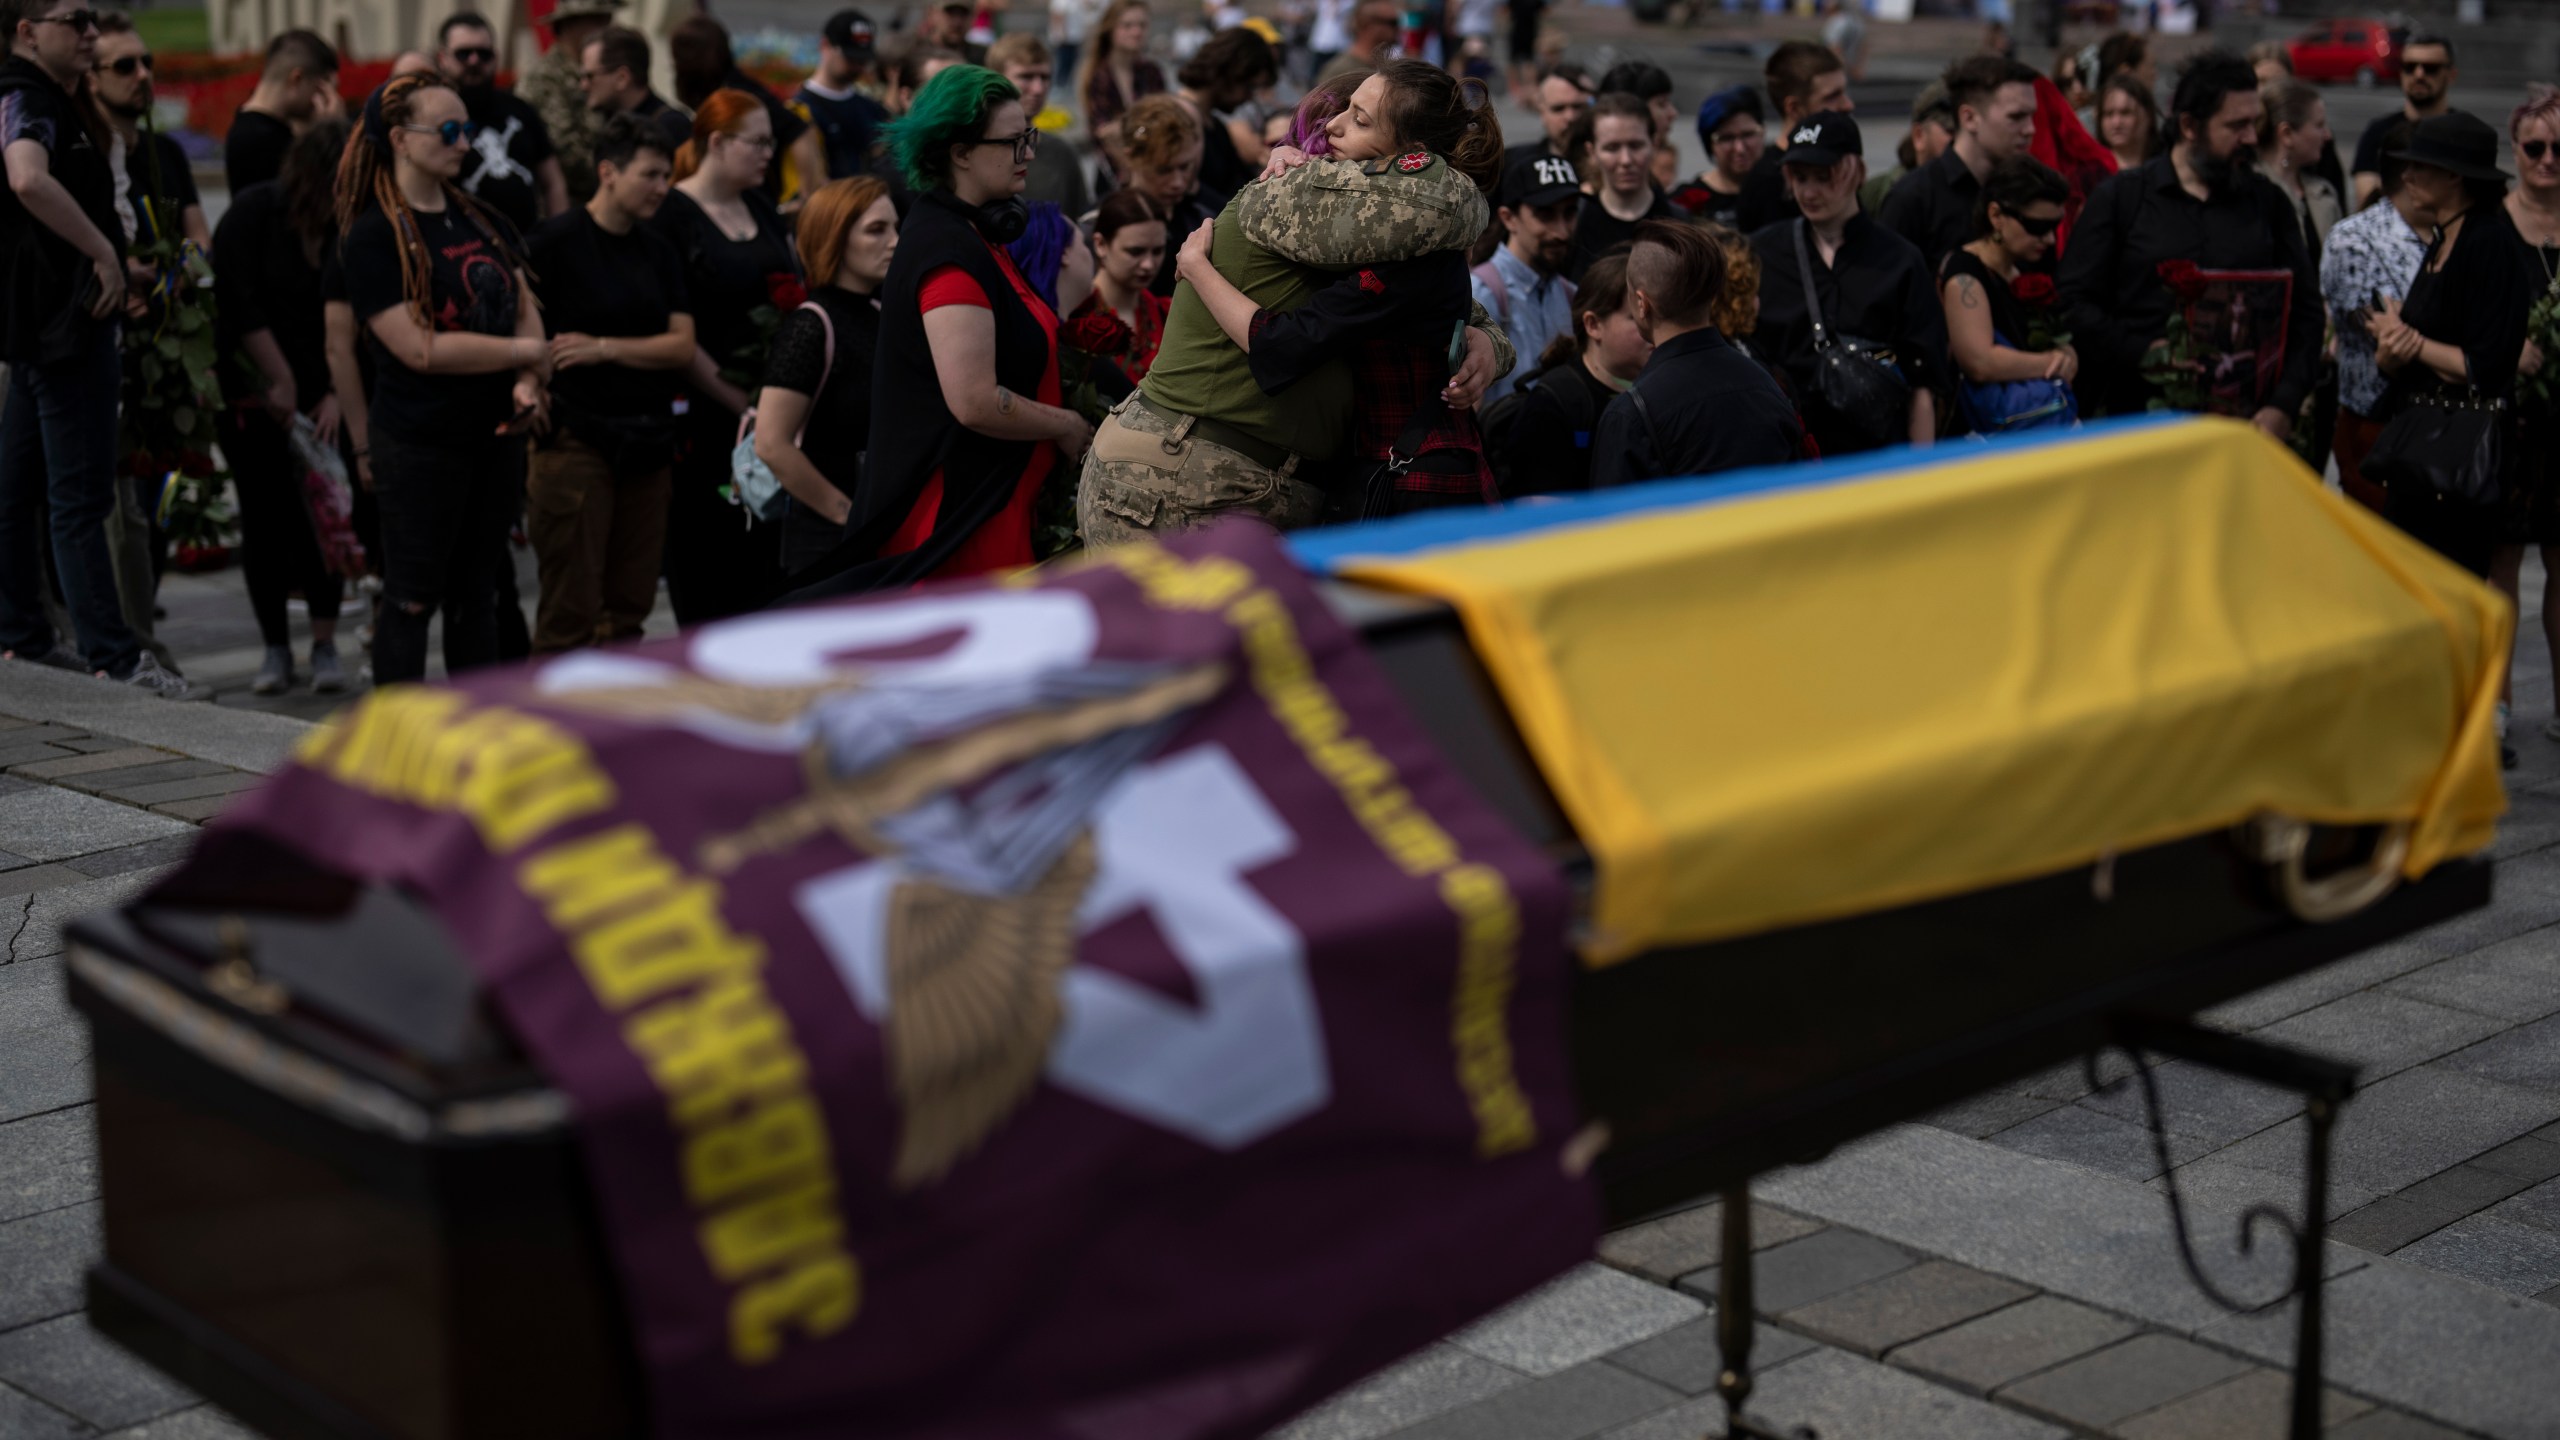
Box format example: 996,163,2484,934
2401,61,2445,76
96,52,151,75
1711,128,1763,147
399,119,480,146
973,129,1041,159
724,131,777,149
2524,140,2557,161
451,45,497,64
32,9,101,31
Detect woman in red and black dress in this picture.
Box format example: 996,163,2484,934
792,66,1093,599
1071,188,1171,381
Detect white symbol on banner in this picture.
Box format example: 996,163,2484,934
798,744,1332,1150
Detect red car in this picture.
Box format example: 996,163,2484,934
2287,18,2403,86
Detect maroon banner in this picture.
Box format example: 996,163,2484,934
190,523,1598,1439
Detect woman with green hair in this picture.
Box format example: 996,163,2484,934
792,65,1094,597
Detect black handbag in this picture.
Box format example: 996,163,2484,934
1793,218,1912,446
2363,389,2506,508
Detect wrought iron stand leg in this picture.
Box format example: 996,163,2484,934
2291,1096,2335,1440
1717,1183,1755,1435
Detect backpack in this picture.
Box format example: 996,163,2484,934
730,300,835,523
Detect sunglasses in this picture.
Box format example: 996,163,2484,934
96,52,151,75
2401,61,2445,76
32,8,101,30
400,119,480,146
2000,210,2062,238
973,129,1041,160
451,45,497,64
2525,140,2558,161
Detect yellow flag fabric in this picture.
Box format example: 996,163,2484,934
1318,419,2510,963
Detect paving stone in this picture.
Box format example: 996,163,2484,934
1993,1334,2254,1429
1739,1346,2066,1440
8,748,178,781
61,760,230,798
0,1201,101,1330
1985,1103,2218,1186
0,1108,97,1225
1598,1318,1815,1396
1921,1089,2060,1140
0,1023,90,1125
2111,1367,2370,1440
1450,1266,1703,1377
0,787,192,863
54,738,137,755
0,1381,87,1440
2253,992,2510,1084
0,955,73,1036
1270,1345,1526,1440
2382,925,2560,1023
0,849,32,872
2493,1176,2560,1234
99,1407,267,1440
2322,1414,2476,1440
1381,1361,1678,1440
1674,1228,1912,1316
2390,1213,2560,1297
113,773,260,807
2197,1253,2560,1439
0,661,309,773
2073,1060,2307,1149
2436,1012,2560,1092
13,866,179,963
2468,1134,2560,1182
1886,1295,2142,1397
64,834,199,880
2331,1197,2468,1255
0,1314,201,1429
2193,1064,2560,1198
1775,1261,2031,1358
0,865,86,899
1596,1203,1823,1284
151,795,239,823
0,744,77,770
2149,1152,2385,1231
0,727,92,748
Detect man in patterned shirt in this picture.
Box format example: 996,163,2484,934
524,0,625,203
2319,165,2430,512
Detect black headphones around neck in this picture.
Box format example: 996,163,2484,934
969,196,1030,244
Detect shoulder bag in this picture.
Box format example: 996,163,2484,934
1793,218,1912,446
2362,387,2506,508
731,301,836,523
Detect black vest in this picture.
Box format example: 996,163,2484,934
791,188,1051,599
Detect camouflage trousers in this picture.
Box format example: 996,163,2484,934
1075,395,1327,549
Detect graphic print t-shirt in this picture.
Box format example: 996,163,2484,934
342,204,522,443
456,87,556,235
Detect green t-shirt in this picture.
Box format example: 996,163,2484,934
1141,203,1352,460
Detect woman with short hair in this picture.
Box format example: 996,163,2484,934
1174,26,1277,197
1503,251,1647,495
797,67,1092,595
1939,157,2079,432
1118,94,1220,297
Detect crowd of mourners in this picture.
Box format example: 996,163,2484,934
2,0,2556,763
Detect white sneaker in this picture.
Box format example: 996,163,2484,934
109,652,193,701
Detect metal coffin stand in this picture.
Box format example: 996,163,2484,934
66,587,2489,1440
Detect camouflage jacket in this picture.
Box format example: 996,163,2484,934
524,47,604,203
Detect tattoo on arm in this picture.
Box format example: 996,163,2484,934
995,386,1015,416
1955,276,1982,310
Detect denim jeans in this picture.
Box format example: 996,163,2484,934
369,429,520,685
0,325,142,676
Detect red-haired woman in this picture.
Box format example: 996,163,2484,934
336,72,548,686
755,176,900,574
648,88,800,623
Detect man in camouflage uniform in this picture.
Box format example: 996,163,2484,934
524,0,625,203
1078,149,1512,547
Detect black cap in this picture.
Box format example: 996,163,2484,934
1780,110,1862,169
2388,110,2506,183
1502,151,1584,211
823,8,878,56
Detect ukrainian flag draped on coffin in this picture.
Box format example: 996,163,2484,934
1294,418,2510,964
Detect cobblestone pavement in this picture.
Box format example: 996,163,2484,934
6,555,2560,1438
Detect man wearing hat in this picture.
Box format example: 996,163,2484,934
799,10,889,182
2059,51,2321,438
525,0,625,203
1748,109,1946,456
1472,150,1583,403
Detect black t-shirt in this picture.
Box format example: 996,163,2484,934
1569,189,1680,282
527,207,692,422
646,186,798,386
631,93,695,164
796,83,888,183
225,108,295,195
0,57,123,362
341,204,524,442
1876,149,1982,275
1506,357,1620,496
2352,109,2417,180
455,87,556,236
124,132,199,248
763,287,880,497
1938,245,2035,354
213,179,332,405
1198,109,1251,201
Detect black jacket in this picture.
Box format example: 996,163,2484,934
1587,328,1802,488
2057,153,2324,420
791,188,1052,599
1750,214,1947,457
1875,148,1983,275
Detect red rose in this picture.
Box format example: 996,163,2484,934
2011,273,2056,307
1061,312,1132,356
2155,259,2209,302
766,273,808,311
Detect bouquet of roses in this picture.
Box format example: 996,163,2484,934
2141,260,2211,412
2522,269,2560,411
721,271,810,392
2010,272,2072,353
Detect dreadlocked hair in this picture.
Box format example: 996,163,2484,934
335,72,514,328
